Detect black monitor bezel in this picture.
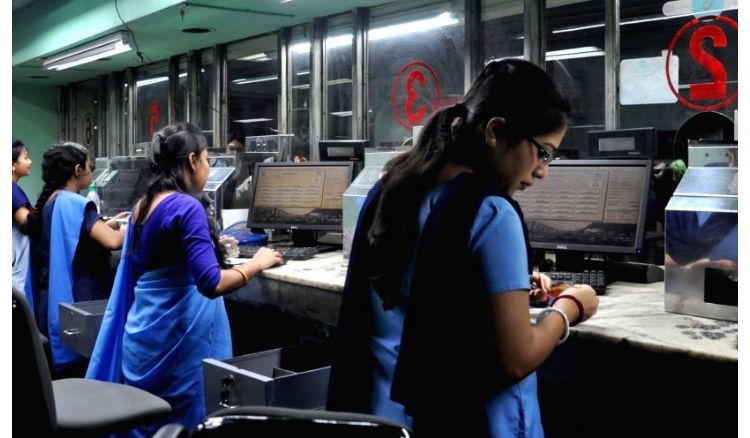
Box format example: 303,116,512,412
587,127,656,158
521,158,652,255
318,139,368,162
246,161,354,232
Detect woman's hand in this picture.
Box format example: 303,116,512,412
529,271,551,302
555,284,599,324
251,247,283,270
106,212,130,230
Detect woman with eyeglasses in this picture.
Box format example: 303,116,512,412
24,142,127,372
328,59,599,436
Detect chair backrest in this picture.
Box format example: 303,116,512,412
192,406,411,437
12,288,57,435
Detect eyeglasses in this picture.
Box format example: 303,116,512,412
527,137,554,165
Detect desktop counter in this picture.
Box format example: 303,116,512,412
226,251,736,435
227,251,737,362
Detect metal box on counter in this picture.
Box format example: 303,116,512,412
342,150,403,259
687,140,737,168
59,300,108,357
665,167,737,321
202,345,331,415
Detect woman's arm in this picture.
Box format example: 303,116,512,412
13,206,30,226
487,285,597,382
89,216,126,250
212,248,283,296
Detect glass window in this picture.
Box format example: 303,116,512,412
135,61,169,145
368,1,465,148
325,14,353,140
227,34,279,151
74,79,99,156
481,0,524,62
619,2,738,142
290,25,311,159
176,56,188,124
200,49,215,146
546,0,606,157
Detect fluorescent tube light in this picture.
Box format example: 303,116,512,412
237,52,272,62
369,12,459,41
545,46,604,61
233,75,279,85
43,31,131,71
235,118,274,123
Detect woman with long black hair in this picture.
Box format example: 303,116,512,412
87,122,281,435
25,141,126,371
328,59,600,436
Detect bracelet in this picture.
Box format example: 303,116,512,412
231,266,249,284
536,307,570,345
554,295,584,326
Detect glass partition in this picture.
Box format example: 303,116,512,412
290,25,311,159
325,14,354,140
368,1,465,148
135,61,170,144
482,0,524,62
546,0,606,157
227,34,280,151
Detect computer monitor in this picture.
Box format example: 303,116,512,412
319,140,367,177
246,162,354,235
513,159,652,255
587,127,656,158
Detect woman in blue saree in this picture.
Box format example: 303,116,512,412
87,122,282,435
25,142,126,372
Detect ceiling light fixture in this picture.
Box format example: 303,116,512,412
43,31,131,71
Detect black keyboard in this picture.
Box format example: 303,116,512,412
542,270,607,295
238,245,318,261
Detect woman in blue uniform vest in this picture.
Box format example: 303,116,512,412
25,142,127,371
87,122,282,435
12,139,33,293
328,59,600,436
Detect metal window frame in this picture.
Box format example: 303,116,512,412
309,17,326,161
352,7,369,140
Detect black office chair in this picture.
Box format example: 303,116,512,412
152,406,412,438
12,288,172,436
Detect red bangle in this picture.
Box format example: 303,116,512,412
554,295,584,326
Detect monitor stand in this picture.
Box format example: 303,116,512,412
291,229,317,247
539,250,663,284
317,232,343,247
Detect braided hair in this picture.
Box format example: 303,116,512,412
367,59,571,308
132,122,229,268
25,142,89,238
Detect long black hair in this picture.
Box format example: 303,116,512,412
132,122,228,268
368,59,571,308
12,139,26,162
25,142,89,238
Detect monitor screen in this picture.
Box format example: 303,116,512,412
513,159,652,254
318,140,367,162
247,162,354,231
587,127,656,158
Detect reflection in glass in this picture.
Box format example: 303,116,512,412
368,3,464,149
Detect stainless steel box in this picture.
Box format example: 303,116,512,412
687,140,737,168
203,345,331,415
665,167,737,321
59,300,108,357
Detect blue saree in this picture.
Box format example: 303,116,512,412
87,219,232,434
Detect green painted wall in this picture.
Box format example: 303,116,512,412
12,85,59,201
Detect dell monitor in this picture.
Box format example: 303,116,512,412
247,161,354,246
513,159,652,256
